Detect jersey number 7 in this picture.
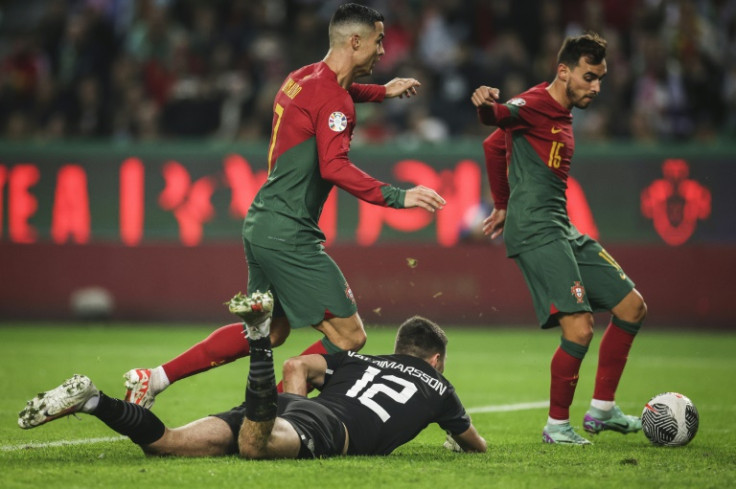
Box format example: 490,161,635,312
267,103,285,175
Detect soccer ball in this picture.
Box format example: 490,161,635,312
641,392,699,446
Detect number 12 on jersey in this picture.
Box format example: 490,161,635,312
345,366,418,422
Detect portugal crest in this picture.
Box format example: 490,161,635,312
345,283,355,304
570,281,585,304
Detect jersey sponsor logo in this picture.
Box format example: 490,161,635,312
570,281,586,304
328,112,348,132
551,126,562,134
507,97,526,107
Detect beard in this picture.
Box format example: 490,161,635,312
566,85,595,109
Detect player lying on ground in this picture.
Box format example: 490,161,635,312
18,293,486,458
123,1,445,411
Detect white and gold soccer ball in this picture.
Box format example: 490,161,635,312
641,392,699,446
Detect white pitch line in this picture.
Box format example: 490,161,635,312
2,401,549,452
1,436,126,452
467,400,548,414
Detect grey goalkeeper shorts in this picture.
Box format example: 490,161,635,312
212,393,346,459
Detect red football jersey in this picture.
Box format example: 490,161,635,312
245,62,404,249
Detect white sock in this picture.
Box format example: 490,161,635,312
547,417,569,425
246,317,272,340
151,365,170,393
81,394,100,413
591,399,615,411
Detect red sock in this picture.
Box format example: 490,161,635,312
276,339,330,393
593,322,635,401
549,347,583,420
162,323,250,383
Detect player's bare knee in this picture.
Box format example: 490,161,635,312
577,327,594,346
345,328,367,350
281,357,304,384
614,289,647,324
325,328,366,351
336,322,367,350
561,312,594,345
630,297,647,323
318,314,366,351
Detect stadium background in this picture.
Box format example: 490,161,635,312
1,0,735,328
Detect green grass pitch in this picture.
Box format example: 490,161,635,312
1,323,735,489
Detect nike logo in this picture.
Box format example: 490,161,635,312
551,127,562,134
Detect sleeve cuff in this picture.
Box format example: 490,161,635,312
381,185,406,208
377,85,387,102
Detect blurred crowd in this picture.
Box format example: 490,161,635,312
0,0,734,144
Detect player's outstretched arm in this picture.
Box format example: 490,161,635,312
471,85,501,125
281,354,328,396
452,425,487,453
482,208,506,239
403,185,446,213
384,77,421,99
451,425,487,453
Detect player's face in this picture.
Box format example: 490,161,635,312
354,21,385,77
564,57,607,109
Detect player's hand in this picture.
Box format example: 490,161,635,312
482,208,506,239
471,85,500,108
443,432,463,453
403,185,446,212
384,78,421,99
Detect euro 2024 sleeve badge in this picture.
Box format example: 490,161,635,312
328,112,348,132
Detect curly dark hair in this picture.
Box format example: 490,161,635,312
557,32,607,67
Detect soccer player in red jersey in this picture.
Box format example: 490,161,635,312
471,33,648,444
122,3,446,408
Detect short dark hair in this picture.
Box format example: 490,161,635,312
330,3,384,29
394,316,448,359
557,32,607,67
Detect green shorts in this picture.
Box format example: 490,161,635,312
514,235,635,329
244,238,357,329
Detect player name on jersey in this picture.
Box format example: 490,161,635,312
347,351,447,395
